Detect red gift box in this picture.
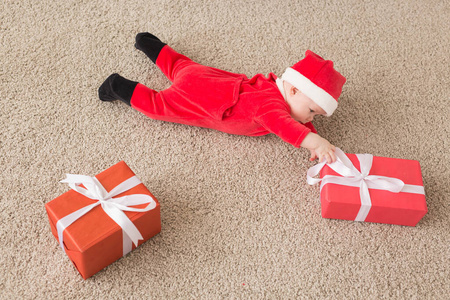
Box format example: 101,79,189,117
45,161,161,279
307,149,427,226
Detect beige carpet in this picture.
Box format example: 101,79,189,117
1,0,449,298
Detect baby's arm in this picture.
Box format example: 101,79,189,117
255,101,336,163
301,133,336,164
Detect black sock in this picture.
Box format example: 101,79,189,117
135,32,166,63
98,74,138,106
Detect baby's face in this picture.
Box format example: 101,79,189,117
286,87,326,124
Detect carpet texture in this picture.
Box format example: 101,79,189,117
1,0,449,298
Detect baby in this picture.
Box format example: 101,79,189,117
99,33,346,163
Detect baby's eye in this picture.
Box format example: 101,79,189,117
309,109,315,113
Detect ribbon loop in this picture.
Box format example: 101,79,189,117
365,175,405,193
56,173,157,256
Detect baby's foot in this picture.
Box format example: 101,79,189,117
134,32,166,63
98,73,120,101
135,32,161,45
98,74,138,106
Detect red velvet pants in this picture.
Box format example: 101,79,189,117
130,45,245,130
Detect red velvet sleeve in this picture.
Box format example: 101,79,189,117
303,122,317,133
255,101,312,148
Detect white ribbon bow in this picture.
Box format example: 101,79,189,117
56,174,157,256
307,148,425,221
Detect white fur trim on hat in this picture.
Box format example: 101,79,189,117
281,67,337,116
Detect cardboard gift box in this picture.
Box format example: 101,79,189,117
45,161,161,279
307,149,427,226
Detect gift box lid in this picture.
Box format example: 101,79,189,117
320,154,425,188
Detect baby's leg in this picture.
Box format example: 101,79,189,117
99,73,197,124
135,32,196,82
129,84,171,121
130,82,207,126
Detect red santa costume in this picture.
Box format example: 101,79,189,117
100,34,346,148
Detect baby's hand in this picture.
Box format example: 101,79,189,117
309,142,336,164
301,133,337,164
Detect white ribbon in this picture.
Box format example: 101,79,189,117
56,174,157,256
307,148,425,221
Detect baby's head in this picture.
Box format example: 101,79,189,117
281,50,346,123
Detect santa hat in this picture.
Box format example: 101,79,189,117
281,50,346,116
